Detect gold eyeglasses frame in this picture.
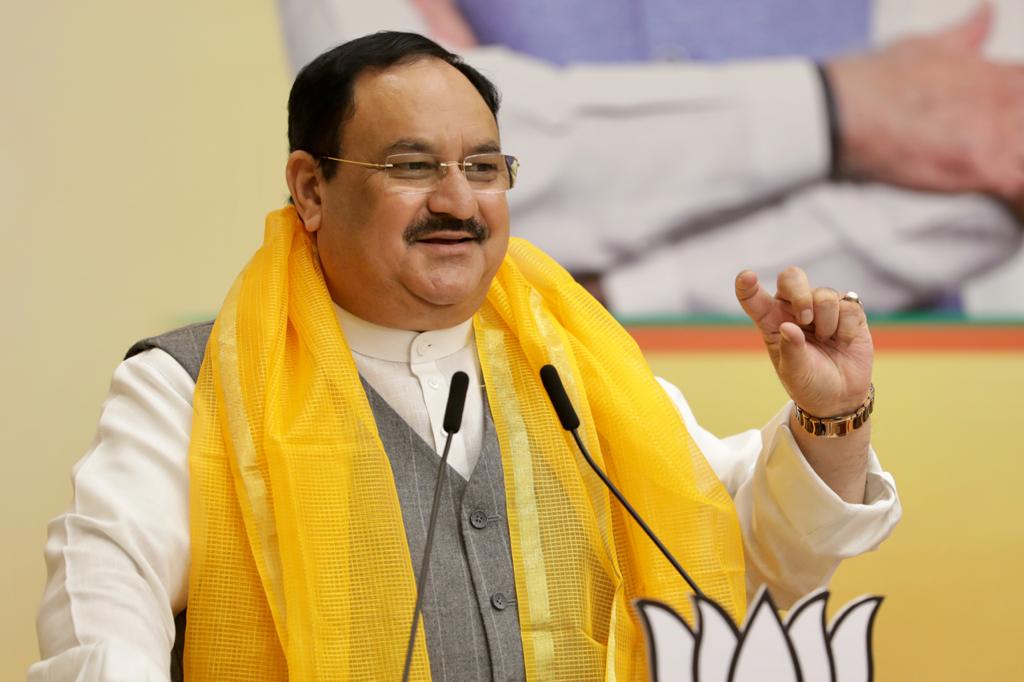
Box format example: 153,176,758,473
319,152,520,194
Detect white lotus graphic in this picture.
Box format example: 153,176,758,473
635,587,882,681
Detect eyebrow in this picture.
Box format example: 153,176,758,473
380,138,502,156
469,140,502,154
383,138,434,155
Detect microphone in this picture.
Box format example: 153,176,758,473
540,365,579,430
401,371,470,682
538,364,706,601
443,371,470,434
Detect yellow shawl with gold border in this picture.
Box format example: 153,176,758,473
184,207,745,679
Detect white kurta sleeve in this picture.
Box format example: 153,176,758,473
277,0,830,272
656,377,902,607
30,349,194,682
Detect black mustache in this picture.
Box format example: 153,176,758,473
404,216,488,243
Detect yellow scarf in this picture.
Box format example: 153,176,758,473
184,207,745,680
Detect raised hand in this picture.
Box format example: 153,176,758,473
735,267,874,502
734,267,873,419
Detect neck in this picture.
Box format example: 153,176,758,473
333,303,475,362
327,285,480,332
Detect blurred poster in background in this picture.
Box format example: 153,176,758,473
282,0,1024,321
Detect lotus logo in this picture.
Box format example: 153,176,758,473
636,587,882,681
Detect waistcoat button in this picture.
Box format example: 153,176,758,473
490,592,507,611
469,510,488,529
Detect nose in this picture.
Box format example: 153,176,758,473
426,164,478,220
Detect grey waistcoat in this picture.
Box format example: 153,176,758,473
127,322,527,681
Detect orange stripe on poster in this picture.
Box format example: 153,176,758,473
626,325,1024,352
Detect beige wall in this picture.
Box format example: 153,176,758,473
1,2,288,676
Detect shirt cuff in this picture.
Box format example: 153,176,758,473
760,403,902,557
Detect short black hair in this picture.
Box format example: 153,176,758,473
288,31,502,179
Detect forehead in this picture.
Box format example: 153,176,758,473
341,58,499,156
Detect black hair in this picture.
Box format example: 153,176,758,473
287,31,501,179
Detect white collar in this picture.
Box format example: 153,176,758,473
333,304,474,364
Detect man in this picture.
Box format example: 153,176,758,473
281,0,1024,314
32,33,899,680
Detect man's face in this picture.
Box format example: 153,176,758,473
314,57,510,330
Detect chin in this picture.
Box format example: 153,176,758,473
411,269,485,302
420,287,481,309
412,283,486,321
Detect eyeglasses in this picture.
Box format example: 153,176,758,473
320,152,519,194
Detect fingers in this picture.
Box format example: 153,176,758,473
812,288,840,340
837,295,867,344
734,270,774,325
812,288,867,343
776,266,813,325
773,266,867,343
741,267,868,344
935,1,993,52
807,288,865,343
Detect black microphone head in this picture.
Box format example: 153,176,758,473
539,364,580,431
443,371,470,434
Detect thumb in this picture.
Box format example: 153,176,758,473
935,2,993,52
778,322,812,381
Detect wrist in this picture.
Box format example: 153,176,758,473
794,385,875,438
789,409,871,503
822,55,875,180
815,63,843,180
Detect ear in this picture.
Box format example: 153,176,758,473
286,151,325,233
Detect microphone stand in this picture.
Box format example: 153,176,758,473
539,364,706,601
400,371,469,682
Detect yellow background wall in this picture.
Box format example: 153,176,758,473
2,2,1022,680
646,350,1024,681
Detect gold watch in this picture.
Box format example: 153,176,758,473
794,385,874,438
